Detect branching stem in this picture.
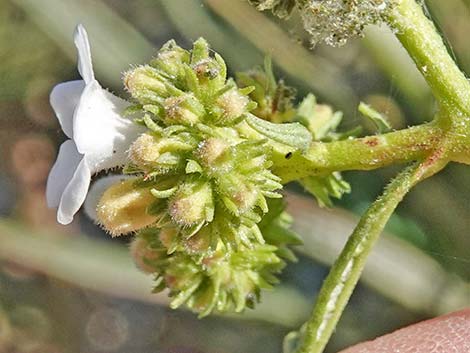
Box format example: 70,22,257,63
291,1,470,352
296,155,446,353
274,122,442,183
389,0,470,117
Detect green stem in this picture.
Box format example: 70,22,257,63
296,155,446,353
389,0,470,116
274,122,442,183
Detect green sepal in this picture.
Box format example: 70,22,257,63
150,186,178,199
296,93,343,140
143,114,163,132
123,104,144,116
300,172,351,208
359,102,392,134
185,159,203,174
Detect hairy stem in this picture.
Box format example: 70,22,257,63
296,155,446,353
389,0,470,117
274,122,442,183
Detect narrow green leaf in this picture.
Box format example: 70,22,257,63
246,113,312,152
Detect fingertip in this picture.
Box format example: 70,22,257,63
339,309,470,353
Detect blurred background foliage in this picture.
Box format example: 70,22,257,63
0,0,468,352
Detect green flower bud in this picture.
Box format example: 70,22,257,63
215,174,259,215
236,58,297,123
130,237,161,274
162,94,205,126
96,178,158,236
168,179,214,227
296,93,343,141
149,40,190,81
190,38,227,94
134,227,283,316
128,133,193,173
196,138,230,170
215,88,250,125
124,65,174,103
183,227,213,255
158,227,179,249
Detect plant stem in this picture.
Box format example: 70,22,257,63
296,155,446,353
274,122,442,183
389,0,470,116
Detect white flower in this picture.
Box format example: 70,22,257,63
46,24,144,225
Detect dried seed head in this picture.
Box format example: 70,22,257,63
249,0,297,18
249,0,395,47
300,0,394,47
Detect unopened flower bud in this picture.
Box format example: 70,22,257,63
130,237,160,274
231,184,258,214
215,89,250,124
124,65,171,103
96,179,158,236
196,138,229,169
163,94,204,126
168,180,214,226
150,40,190,79
217,174,259,215
129,133,192,172
236,59,296,123
190,38,227,93
183,227,212,255
159,227,178,249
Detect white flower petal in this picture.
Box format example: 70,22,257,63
73,81,145,172
50,80,85,138
84,175,132,223
47,24,144,225
46,140,83,208
57,157,92,225
74,24,94,84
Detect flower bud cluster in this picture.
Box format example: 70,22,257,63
130,219,296,317
96,39,301,315
236,64,352,207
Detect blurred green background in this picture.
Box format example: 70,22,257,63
0,0,469,352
